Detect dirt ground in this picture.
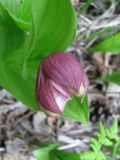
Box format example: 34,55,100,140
0,0,120,159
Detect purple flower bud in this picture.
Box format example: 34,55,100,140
36,53,89,116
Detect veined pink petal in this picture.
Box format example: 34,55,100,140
36,52,89,116
42,53,87,95
36,65,71,115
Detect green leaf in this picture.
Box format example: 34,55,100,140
33,144,59,160
63,96,89,124
91,144,98,152
0,5,25,55
0,0,76,112
33,144,80,160
19,0,32,24
91,32,120,53
109,118,118,135
96,151,106,160
0,0,22,17
23,0,77,73
0,5,39,110
98,122,106,138
91,139,101,151
106,118,118,140
80,152,96,160
55,150,81,160
106,129,113,140
103,70,120,86
0,0,32,30
104,139,113,146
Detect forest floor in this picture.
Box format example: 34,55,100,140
0,0,120,159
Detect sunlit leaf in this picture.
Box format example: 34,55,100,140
55,150,80,160
80,152,96,160
0,0,77,114
33,144,59,160
63,96,89,124
0,3,39,110
103,70,120,86
91,32,120,53
23,0,76,71
98,122,106,138
0,0,32,30
109,118,118,135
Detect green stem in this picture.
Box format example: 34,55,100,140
112,139,119,159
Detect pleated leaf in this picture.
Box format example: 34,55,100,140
0,0,78,121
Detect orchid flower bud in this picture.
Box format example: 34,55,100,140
36,53,89,116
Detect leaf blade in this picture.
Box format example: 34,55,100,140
103,70,120,86
24,0,77,64
63,96,89,124
91,32,120,53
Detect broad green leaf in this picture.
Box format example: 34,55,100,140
0,0,32,31
103,70,120,86
0,54,39,111
0,0,77,113
0,0,22,17
55,150,81,160
0,7,39,110
23,0,77,74
33,144,59,160
91,32,120,53
33,145,80,160
63,96,89,124
19,0,32,23
0,5,25,56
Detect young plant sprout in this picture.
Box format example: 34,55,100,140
36,53,89,116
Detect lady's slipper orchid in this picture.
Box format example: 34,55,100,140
36,53,89,116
